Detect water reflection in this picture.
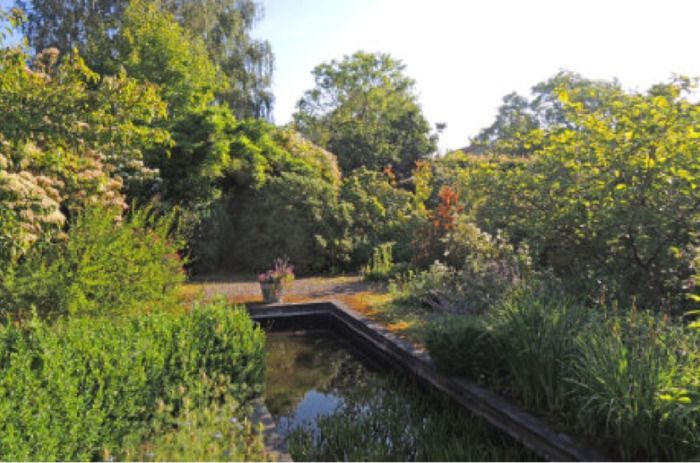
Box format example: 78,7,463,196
264,329,537,461
264,330,376,439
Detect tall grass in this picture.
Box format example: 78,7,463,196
426,288,700,460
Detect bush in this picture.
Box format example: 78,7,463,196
0,206,184,319
391,226,532,316
361,242,402,282
0,300,266,460
341,167,425,269
463,80,700,313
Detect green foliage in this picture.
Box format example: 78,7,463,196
471,71,622,157
361,242,399,282
222,171,346,274
341,167,425,267
0,301,266,460
125,375,266,462
568,312,697,460
114,0,221,119
457,77,700,312
131,388,269,461
0,45,169,179
392,222,532,315
154,106,238,209
157,0,274,119
0,206,184,319
19,0,274,119
294,51,437,178
0,43,169,252
426,288,700,460
188,120,349,273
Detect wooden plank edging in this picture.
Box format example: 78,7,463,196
248,300,607,462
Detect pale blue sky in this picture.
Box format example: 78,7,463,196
253,0,700,151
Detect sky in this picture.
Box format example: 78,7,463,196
252,0,700,152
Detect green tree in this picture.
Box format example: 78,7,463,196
471,71,622,157
18,0,273,119
294,51,437,178
183,119,349,273
0,36,168,261
472,77,700,311
340,168,426,266
113,0,221,119
159,0,274,118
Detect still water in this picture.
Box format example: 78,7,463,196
264,329,378,439
263,329,536,461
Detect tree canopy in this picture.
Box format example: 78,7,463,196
471,71,622,157
17,0,273,118
293,51,437,178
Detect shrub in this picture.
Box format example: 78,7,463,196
468,80,700,313
341,167,425,269
361,242,400,282
391,225,532,315
0,300,266,460
0,206,184,319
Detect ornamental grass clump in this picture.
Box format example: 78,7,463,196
425,286,700,460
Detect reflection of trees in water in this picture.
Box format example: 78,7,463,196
264,331,368,417
288,375,538,462
266,330,536,461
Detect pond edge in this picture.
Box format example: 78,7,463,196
248,300,607,462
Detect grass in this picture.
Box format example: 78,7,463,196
424,288,700,461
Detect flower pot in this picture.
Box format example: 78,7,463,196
260,281,284,303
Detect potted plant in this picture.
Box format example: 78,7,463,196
258,257,294,303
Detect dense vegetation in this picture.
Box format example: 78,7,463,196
1,0,700,459
0,302,266,460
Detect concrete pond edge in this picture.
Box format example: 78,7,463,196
247,300,607,462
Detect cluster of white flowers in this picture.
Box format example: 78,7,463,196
0,141,130,258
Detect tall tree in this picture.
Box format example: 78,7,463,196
17,0,273,119
114,0,221,118
294,51,437,179
160,0,274,119
471,71,622,156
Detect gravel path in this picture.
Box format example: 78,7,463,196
186,275,377,303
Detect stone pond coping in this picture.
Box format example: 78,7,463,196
247,300,607,462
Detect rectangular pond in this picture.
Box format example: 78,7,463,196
262,326,536,461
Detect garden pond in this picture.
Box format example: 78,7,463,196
263,328,537,461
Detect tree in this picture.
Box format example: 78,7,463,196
18,0,274,118
160,0,274,119
472,77,700,312
471,71,622,157
294,51,437,178
188,120,348,273
0,41,169,260
113,0,221,119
